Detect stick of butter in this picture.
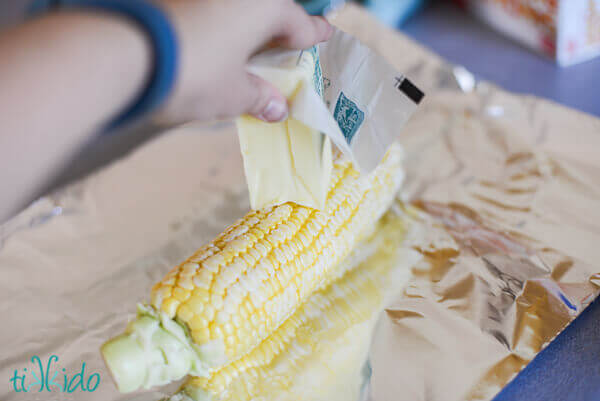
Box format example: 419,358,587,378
237,50,332,211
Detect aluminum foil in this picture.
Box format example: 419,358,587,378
1,4,599,401
330,6,600,401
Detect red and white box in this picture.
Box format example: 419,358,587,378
456,0,600,66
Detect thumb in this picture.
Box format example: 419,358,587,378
240,72,288,122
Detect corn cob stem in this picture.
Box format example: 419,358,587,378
101,305,223,392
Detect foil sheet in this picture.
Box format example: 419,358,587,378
1,4,599,401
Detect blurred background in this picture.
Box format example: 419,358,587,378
2,0,598,116
299,0,600,117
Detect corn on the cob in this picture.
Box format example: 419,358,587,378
165,212,416,401
101,144,404,393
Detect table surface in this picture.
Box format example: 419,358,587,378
400,1,600,117
400,3,600,400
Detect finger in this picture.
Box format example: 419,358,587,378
274,3,334,49
237,72,288,122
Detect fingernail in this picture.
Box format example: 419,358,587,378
259,98,288,122
317,17,334,40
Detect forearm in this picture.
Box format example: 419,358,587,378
0,11,151,221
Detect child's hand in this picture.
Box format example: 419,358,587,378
0,0,331,221
158,0,333,123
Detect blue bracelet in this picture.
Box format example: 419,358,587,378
29,0,179,131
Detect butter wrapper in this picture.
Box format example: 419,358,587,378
238,29,423,210
254,29,423,173
319,29,424,172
